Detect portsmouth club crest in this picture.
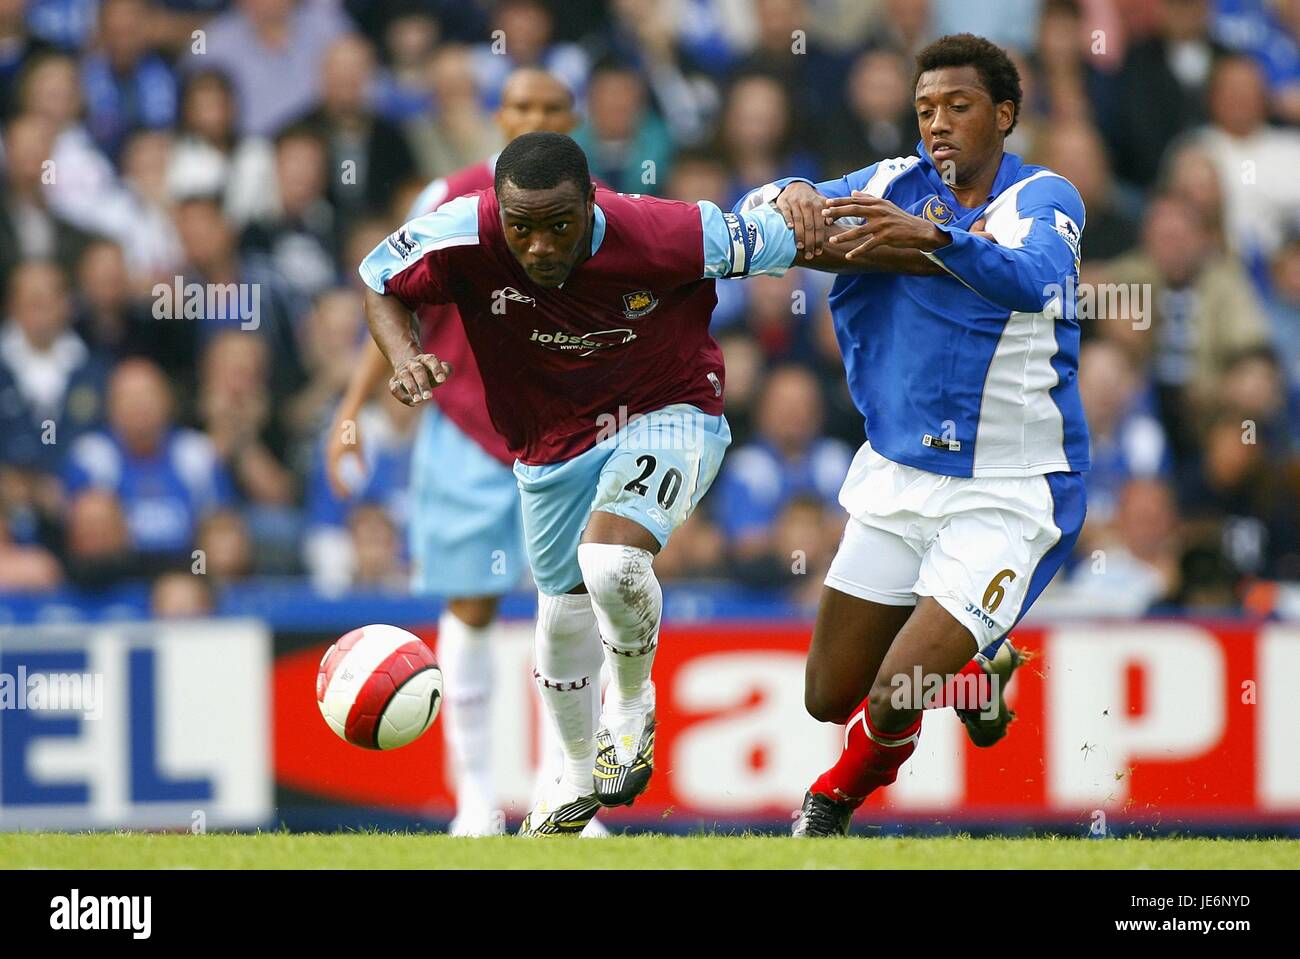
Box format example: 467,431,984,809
622,289,659,319
922,196,955,225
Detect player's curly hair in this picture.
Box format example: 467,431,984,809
494,131,592,197
914,33,1023,135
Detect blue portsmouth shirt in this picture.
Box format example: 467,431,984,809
739,143,1091,479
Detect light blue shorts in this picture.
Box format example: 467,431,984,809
409,405,526,597
514,404,732,596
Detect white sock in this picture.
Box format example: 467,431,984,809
533,693,566,808
577,543,661,717
437,609,495,816
534,591,604,796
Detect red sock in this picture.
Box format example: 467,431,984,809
931,659,993,713
810,703,922,807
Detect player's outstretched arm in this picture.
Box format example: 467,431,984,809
823,181,1084,313
803,226,949,275
358,203,475,407
363,288,452,408
737,180,945,276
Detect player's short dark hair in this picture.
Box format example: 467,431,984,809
914,33,1023,135
494,131,592,198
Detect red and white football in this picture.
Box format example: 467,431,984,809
316,625,443,750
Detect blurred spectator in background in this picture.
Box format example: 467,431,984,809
1216,0,1300,124
652,510,728,584
240,122,338,300
0,0,53,121
0,112,93,292
1108,0,1226,190
1153,537,1242,612
72,240,150,357
348,501,405,589
823,47,917,175
717,332,763,446
1106,193,1269,456
1044,478,1181,616
406,44,498,177
1031,0,1116,130
199,330,296,509
192,0,350,137
664,149,732,207
602,0,718,149
713,365,852,561
1194,55,1300,274
0,260,105,473
285,287,365,441
369,8,440,123
739,0,853,128
470,0,588,110
1177,407,1300,580
1035,122,1138,263
172,195,306,389
64,357,233,556
573,60,673,194
17,50,132,239
934,0,1041,51
1217,346,1294,451
715,71,817,203
301,34,417,220
195,507,254,584
865,0,935,57
303,384,415,594
739,271,820,364
804,0,877,53
743,494,845,604
62,487,171,588
115,129,184,288
150,569,215,617
166,69,276,225
1076,338,1170,531
668,0,758,75
80,0,178,160
1159,141,1228,253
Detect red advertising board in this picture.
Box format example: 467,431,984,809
275,621,1300,828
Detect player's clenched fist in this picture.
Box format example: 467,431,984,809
389,353,452,406
775,181,830,260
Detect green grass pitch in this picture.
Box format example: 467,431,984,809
1,832,1297,869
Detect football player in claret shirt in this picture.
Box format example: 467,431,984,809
737,33,1090,836
326,68,593,838
359,130,854,835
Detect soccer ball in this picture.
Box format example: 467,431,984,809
316,624,443,750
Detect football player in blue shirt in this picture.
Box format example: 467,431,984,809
738,33,1091,835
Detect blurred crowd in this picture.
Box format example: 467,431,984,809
1,0,1299,616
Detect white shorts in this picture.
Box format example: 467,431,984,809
825,441,1087,648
